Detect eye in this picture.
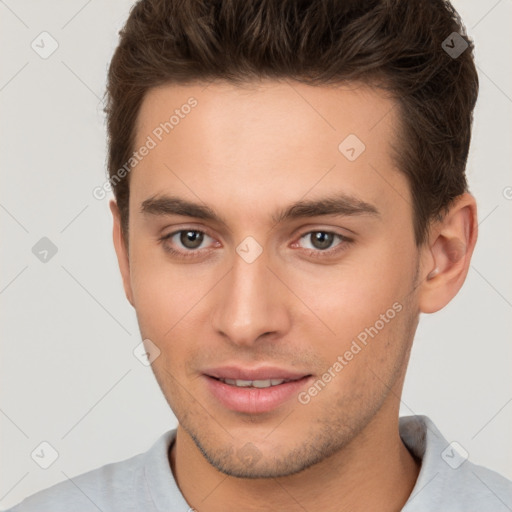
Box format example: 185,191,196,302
296,230,352,258
158,228,353,261
159,229,217,258
174,230,208,249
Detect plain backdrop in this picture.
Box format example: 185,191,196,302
0,0,511,509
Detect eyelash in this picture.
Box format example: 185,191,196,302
158,228,353,260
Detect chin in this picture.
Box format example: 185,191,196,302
187,426,346,479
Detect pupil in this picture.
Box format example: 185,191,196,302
313,232,333,250
181,230,203,249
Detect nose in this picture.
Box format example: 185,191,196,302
210,246,291,347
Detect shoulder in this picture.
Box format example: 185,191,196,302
400,415,512,511
4,430,177,512
4,452,143,512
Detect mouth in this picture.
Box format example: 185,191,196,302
210,376,304,388
202,367,312,414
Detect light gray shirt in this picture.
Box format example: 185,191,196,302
5,415,512,511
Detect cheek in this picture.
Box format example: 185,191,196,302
129,245,221,348
128,227,416,349
129,247,182,337
289,248,417,391
295,247,412,336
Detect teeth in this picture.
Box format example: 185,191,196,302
233,379,253,387
253,379,274,388
221,378,287,388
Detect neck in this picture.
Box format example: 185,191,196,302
169,409,420,512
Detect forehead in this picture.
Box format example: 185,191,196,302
134,80,397,152
129,80,409,224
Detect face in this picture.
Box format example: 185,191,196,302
113,80,424,478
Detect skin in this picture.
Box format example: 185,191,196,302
110,80,478,512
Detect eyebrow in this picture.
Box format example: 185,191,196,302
140,193,380,226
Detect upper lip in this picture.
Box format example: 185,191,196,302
204,366,310,381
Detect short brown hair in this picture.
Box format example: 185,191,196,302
105,0,478,245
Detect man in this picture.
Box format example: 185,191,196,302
7,0,512,511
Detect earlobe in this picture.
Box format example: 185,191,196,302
418,193,478,314
109,199,135,307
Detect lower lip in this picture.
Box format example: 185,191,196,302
204,375,312,414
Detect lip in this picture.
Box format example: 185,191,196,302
202,366,312,414
203,365,309,381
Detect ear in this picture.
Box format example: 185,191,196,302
418,192,478,314
109,199,134,307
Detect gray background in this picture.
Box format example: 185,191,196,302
1,0,511,508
